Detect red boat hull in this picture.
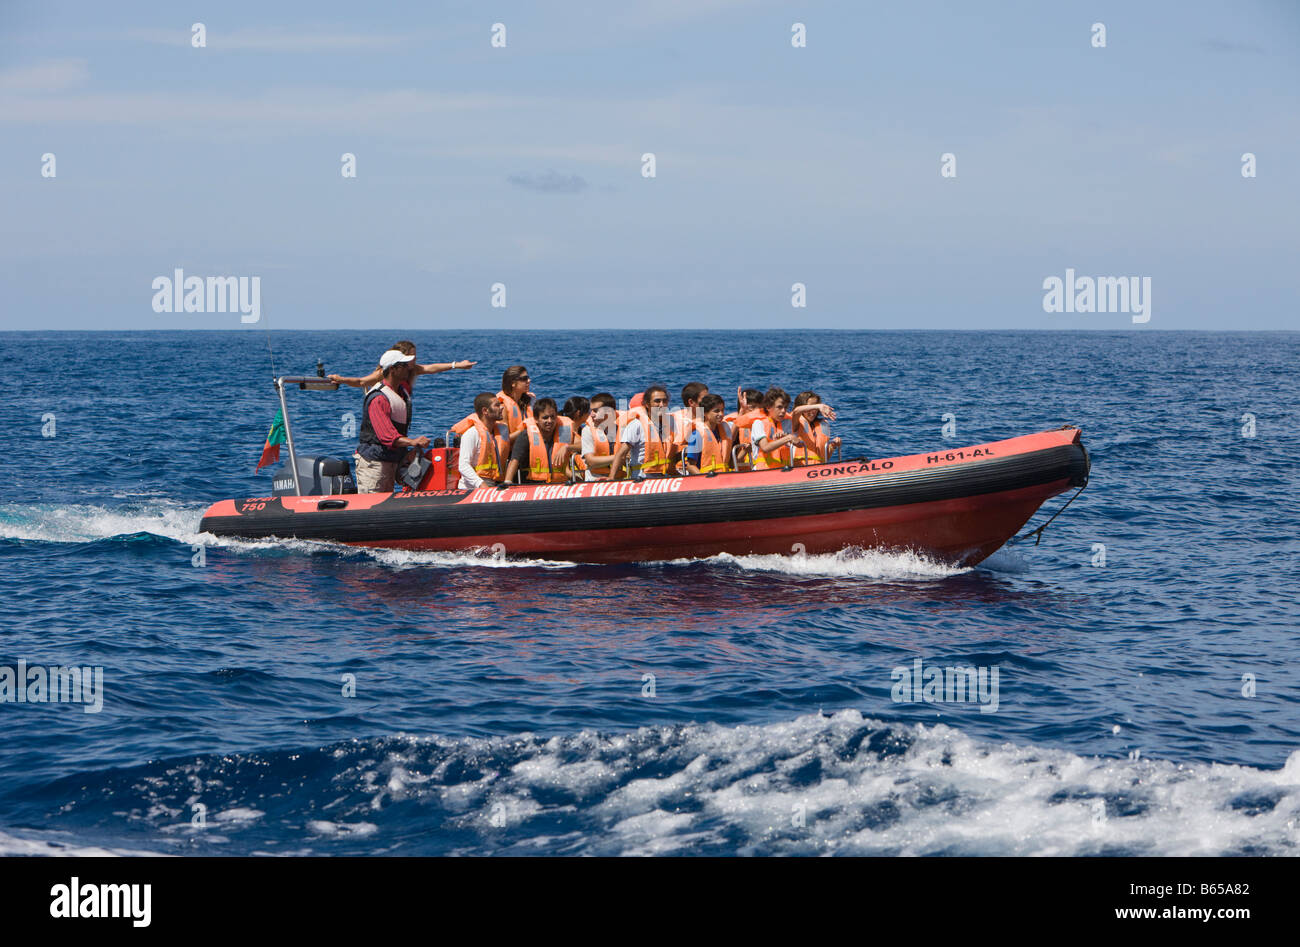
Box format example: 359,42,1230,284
354,480,1069,565
200,428,1089,567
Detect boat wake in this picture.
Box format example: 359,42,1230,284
977,547,1032,573
0,501,578,569
1,501,984,577
684,547,968,580
0,500,205,545
4,710,1296,856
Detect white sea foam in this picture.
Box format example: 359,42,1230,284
0,828,167,857
211,807,265,823
7,713,1295,855
429,711,1300,856
1,501,975,576
0,501,576,569
0,501,206,544
684,547,968,580
359,546,577,570
306,820,378,837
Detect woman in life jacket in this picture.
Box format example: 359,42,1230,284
449,364,533,444
749,387,801,470
503,397,579,484
684,393,734,475
789,390,841,466
497,365,535,449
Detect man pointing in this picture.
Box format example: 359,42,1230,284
354,350,431,493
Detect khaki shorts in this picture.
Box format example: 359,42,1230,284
354,454,396,494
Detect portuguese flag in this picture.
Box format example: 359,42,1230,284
256,408,288,470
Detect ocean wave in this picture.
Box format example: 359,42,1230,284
0,828,167,857
10,712,1297,856
0,501,206,545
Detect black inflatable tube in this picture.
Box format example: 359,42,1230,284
200,443,1088,544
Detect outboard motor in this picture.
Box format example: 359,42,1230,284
271,455,356,497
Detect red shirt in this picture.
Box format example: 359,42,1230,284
366,382,411,448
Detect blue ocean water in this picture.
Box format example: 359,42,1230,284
0,330,1296,856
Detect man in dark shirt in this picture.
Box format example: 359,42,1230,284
502,398,578,484
354,351,431,493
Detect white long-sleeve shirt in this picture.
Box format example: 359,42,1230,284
458,425,485,489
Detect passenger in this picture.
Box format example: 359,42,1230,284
749,387,801,470
497,365,535,448
561,396,590,432
728,386,763,421
353,350,432,493
789,390,841,466
619,385,678,479
561,396,590,477
330,340,475,393
503,397,579,484
673,382,709,449
727,387,766,469
457,393,510,489
684,394,734,475
447,366,526,442
615,392,642,439
581,393,628,481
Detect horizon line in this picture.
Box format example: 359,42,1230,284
2,327,1296,334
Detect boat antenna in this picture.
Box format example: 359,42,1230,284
262,309,278,384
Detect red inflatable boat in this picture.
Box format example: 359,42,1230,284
200,382,1088,566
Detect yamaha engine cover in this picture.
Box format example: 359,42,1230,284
272,456,356,497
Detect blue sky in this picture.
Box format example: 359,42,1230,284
1,0,1297,330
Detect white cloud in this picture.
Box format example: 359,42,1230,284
0,59,89,92
612,0,774,30
126,27,413,51
0,87,530,125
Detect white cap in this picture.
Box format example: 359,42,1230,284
380,350,415,370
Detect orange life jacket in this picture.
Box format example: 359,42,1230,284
558,417,581,472
498,391,533,436
792,415,830,466
584,423,613,457
670,407,702,448
622,408,674,477
690,420,733,474
726,408,766,468
577,421,615,478
450,413,475,437
524,418,573,483
751,415,791,469
615,409,634,440
469,416,510,481
732,409,766,447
